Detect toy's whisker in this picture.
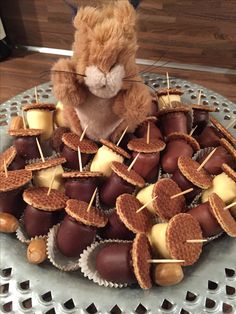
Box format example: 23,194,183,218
40,70,87,78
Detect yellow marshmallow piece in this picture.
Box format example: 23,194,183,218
158,95,181,110
148,223,170,258
26,109,54,141
33,165,64,190
136,184,155,214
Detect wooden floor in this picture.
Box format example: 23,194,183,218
0,49,236,105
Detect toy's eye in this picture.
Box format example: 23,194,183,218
109,63,116,71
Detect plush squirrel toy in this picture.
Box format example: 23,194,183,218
51,0,152,142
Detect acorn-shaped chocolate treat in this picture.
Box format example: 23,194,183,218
148,213,203,266
135,117,163,141
9,128,43,161
61,132,98,170
136,178,185,220
100,161,145,208
156,106,191,137
96,233,152,289
127,137,166,181
51,127,70,153
0,146,25,171
191,104,216,135
26,157,66,190
202,164,236,204
156,88,184,110
63,171,103,203
0,169,32,219
161,132,200,174
90,139,130,177
23,103,56,142
23,187,68,238
197,138,236,175
56,198,107,258
172,156,213,203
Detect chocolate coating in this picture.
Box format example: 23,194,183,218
132,151,160,182
100,172,134,207
61,145,89,169
56,215,96,257
198,146,236,175
135,122,163,140
198,126,221,148
8,154,26,170
0,187,26,219
51,127,70,153
14,136,40,160
161,140,194,174
187,202,223,237
99,211,134,240
24,205,60,237
65,178,98,203
160,112,188,137
192,110,209,135
172,169,201,202
96,242,137,284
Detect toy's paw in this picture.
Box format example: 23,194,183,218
51,58,77,86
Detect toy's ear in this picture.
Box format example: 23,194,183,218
73,6,100,30
113,0,137,36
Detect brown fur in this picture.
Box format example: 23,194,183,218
51,0,152,142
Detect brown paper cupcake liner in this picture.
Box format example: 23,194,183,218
46,224,81,272
16,215,47,244
192,147,215,162
78,239,131,288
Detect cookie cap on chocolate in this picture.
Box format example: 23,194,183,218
210,116,236,145
0,169,32,192
62,171,103,178
138,116,158,126
191,104,216,112
178,156,212,189
222,164,236,183
167,132,200,152
0,146,17,172
23,103,56,111
156,106,190,118
132,233,152,289
127,138,166,153
62,132,98,154
166,213,203,266
65,199,107,227
111,161,145,188
25,157,66,171
23,187,68,211
116,194,152,234
152,178,185,220
100,139,130,159
219,138,236,160
157,88,184,97
209,193,236,237
8,128,43,137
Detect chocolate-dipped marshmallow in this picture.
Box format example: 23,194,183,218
156,88,184,110
191,104,216,135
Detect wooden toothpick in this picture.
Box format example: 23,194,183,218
189,125,198,136
3,159,8,178
146,122,150,145
21,109,27,129
35,87,39,103
87,188,97,212
36,137,45,162
197,90,202,105
47,167,57,196
127,153,140,171
116,126,129,146
170,188,193,199
197,148,217,171
226,117,236,130
224,201,236,210
147,259,185,263
186,239,207,243
136,195,158,213
80,125,88,141
166,72,170,90
77,146,83,172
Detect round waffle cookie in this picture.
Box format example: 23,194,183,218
132,233,152,289
166,132,200,152
156,106,190,118
100,139,131,159
152,178,185,220
190,104,216,112
0,146,17,171
166,213,203,266
23,103,56,111
0,169,32,192
178,156,213,189
140,116,158,124
23,187,68,211
62,171,103,178
127,138,166,153
8,128,43,137
111,161,145,188
116,194,152,234
25,157,66,171
156,88,184,97
62,133,98,154
65,199,107,227
219,139,236,160
210,116,236,145
209,193,236,237
222,164,236,183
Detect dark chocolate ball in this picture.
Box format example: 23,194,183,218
132,151,160,182
0,187,26,219
135,122,163,140
14,136,40,160
8,154,26,170
61,145,89,169
96,242,137,284
192,110,209,135
65,178,97,203
56,215,96,257
161,112,188,137
198,126,221,148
